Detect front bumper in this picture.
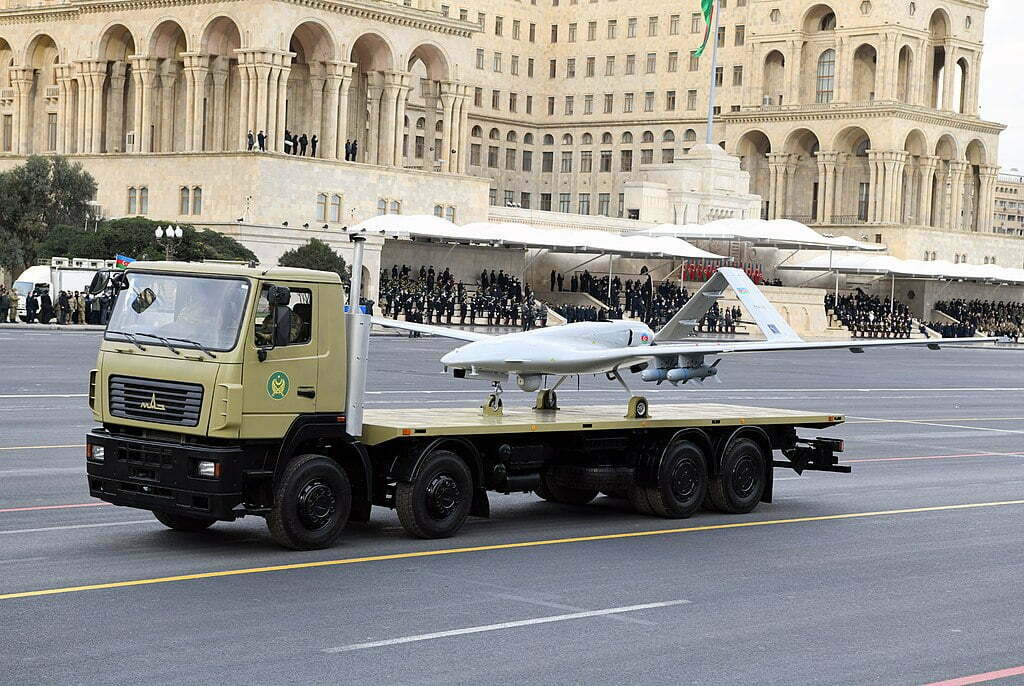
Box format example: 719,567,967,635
86,429,252,520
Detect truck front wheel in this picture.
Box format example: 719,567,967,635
268,454,352,550
707,438,766,514
152,510,217,532
396,451,473,539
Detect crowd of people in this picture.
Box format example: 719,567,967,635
934,299,1023,341
825,291,915,338
0,285,114,325
245,129,361,161
379,264,548,331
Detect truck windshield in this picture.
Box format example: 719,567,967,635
105,273,250,352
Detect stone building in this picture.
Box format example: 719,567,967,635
0,0,1014,278
993,172,1024,242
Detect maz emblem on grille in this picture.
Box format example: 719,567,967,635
139,394,166,411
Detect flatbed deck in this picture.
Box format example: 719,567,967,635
360,403,845,446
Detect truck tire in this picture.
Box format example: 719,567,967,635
534,472,599,505
268,454,352,550
152,510,217,532
644,441,708,518
627,485,656,516
707,438,766,514
396,450,473,539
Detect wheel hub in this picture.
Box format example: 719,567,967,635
731,456,758,498
297,479,336,531
425,474,461,520
670,460,698,501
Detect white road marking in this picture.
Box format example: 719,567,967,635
0,444,84,452
0,394,88,398
849,416,1024,436
323,599,690,653
0,520,153,535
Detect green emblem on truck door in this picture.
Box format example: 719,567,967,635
267,371,290,399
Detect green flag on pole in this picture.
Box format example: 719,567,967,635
693,0,716,58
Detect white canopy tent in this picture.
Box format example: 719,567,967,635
353,214,728,260
639,219,886,252
779,253,1024,285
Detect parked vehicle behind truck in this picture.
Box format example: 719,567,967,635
13,257,112,321
85,242,849,550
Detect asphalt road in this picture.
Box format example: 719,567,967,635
1,329,1023,685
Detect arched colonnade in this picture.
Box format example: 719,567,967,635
0,18,472,171
734,126,998,233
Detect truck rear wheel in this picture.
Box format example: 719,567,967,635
396,450,473,539
535,472,599,505
642,441,708,518
152,510,217,532
268,453,352,550
707,438,766,514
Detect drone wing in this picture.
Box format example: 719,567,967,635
370,316,493,342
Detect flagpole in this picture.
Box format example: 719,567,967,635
705,0,721,145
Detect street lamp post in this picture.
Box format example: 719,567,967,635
155,225,183,260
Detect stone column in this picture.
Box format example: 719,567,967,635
814,154,827,224
364,72,384,164
876,32,896,101
158,62,179,152
308,72,325,155
438,81,458,172
55,64,74,154
818,151,839,224
888,152,908,224
785,39,802,106
390,72,412,167
182,53,210,151
321,71,341,160
254,57,272,145
833,153,849,219
335,61,354,160
75,68,88,154
867,151,883,223
90,65,109,153
211,65,228,151
834,36,849,103
783,157,798,219
376,72,400,166
273,54,291,153
947,160,968,230
135,58,158,153
105,63,127,153
977,164,999,233
11,68,35,155
766,153,785,219
941,42,956,111
917,155,938,227
456,85,471,173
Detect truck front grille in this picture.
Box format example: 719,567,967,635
108,376,203,427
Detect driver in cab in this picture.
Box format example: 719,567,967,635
255,285,304,347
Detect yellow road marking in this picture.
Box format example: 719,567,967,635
2,499,1022,601
0,444,85,452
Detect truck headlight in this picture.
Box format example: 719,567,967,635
195,460,220,478
87,445,105,463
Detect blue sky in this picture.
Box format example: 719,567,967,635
981,1,1024,171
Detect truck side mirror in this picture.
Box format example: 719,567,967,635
88,271,107,296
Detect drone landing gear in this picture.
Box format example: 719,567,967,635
606,369,649,419
482,381,504,417
535,376,569,411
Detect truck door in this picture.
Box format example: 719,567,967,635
242,283,320,433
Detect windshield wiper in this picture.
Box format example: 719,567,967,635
131,332,180,355
160,336,218,359
105,330,147,351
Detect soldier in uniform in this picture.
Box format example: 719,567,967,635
8,288,19,322
0,286,9,323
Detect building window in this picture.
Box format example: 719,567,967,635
191,187,202,215
565,96,574,115
714,66,724,87
584,94,594,114
646,53,657,73
586,56,595,77
445,206,455,222
316,194,329,222
47,113,57,152
561,151,573,173
624,93,634,112
607,19,617,39
858,182,870,221
488,146,499,168
542,151,554,172
735,25,746,46
666,91,677,110
179,186,190,215
687,90,698,110
579,193,591,215
522,150,533,171
598,193,610,216
330,194,342,222
389,200,401,214
580,150,593,172
470,144,481,166
644,92,655,112
668,52,679,72
568,23,577,42
559,193,571,212
625,54,636,75
670,15,680,35
689,52,700,72
662,148,675,163
504,190,515,206
127,187,137,215
604,93,614,113
139,187,148,214
489,188,498,206
733,65,744,86
506,148,517,170
691,12,701,33
377,198,387,215
627,17,637,38
588,21,597,40
521,192,531,209
540,193,552,211
816,49,836,103
476,49,484,69
641,149,654,165
434,204,444,217
1,114,11,152
648,16,659,36
600,150,612,172
620,150,633,172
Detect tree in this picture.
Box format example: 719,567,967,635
37,217,257,264
278,238,350,286
0,156,97,279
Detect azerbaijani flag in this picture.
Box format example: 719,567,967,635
693,0,716,58
115,254,135,270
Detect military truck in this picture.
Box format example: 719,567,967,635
85,235,848,550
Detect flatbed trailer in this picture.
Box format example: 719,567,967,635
83,247,850,550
